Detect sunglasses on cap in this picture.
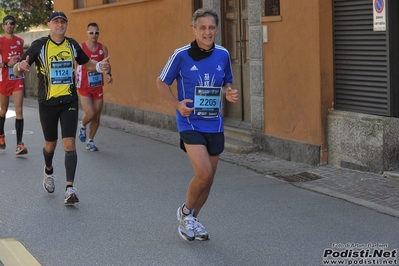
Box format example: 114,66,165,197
3,22,15,26
87,31,99,35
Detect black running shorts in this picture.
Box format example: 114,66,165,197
39,100,79,141
179,130,224,156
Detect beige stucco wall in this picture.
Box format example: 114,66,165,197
262,0,333,164
55,0,193,117
51,1,334,165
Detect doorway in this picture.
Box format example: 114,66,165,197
222,0,251,127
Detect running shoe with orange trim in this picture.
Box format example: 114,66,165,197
15,142,28,155
0,134,5,149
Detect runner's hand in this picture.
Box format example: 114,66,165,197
99,56,110,73
17,55,30,73
106,73,113,84
226,87,238,103
178,99,194,117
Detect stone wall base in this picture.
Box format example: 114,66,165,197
253,132,321,166
327,110,399,174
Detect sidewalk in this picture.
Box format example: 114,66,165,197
97,115,399,219
23,98,399,219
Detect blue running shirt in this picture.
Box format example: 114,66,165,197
159,44,233,133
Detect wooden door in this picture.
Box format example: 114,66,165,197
222,0,251,125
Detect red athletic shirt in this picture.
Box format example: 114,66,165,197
76,42,104,89
0,36,24,89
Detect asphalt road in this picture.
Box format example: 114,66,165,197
0,102,398,266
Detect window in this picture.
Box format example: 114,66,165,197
77,0,84,8
193,0,202,13
75,0,153,10
263,0,280,16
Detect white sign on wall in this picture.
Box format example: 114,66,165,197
373,0,386,31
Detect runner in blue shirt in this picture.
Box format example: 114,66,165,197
156,8,239,241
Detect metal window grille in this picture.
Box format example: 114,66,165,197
263,0,280,16
333,0,389,115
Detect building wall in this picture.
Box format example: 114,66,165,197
55,0,194,118
261,0,333,164
48,1,335,166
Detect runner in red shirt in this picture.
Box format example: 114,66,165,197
76,22,113,151
0,15,27,155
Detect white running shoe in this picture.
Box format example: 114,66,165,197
43,166,55,193
64,187,79,205
78,121,86,142
86,141,98,152
194,218,209,241
176,207,195,241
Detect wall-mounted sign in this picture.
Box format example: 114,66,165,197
373,0,386,31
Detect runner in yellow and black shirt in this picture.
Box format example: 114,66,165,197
13,11,111,205
27,35,87,104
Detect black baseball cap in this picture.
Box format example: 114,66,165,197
3,15,16,24
48,11,68,22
